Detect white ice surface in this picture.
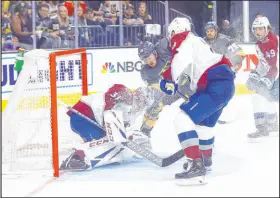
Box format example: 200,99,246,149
2,95,279,197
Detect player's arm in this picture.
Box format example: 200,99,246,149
246,45,274,91
160,34,195,95
255,45,271,77
225,40,246,72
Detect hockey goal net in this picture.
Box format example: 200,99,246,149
2,48,88,177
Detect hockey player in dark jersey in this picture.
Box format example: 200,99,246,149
203,21,245,72
135,38,191,149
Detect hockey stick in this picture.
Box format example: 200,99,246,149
57,99,185,167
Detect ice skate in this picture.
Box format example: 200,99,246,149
183,156,212,172
175,158,207,186
247,125,269,143
267,122,279,133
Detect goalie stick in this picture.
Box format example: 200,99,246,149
57,99,185,167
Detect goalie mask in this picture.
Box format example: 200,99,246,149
168,17,192,40
104,84,133,110
252,16,271,41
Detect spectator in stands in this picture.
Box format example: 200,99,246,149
86,8,103,26
136,1,153,24
2,3,19,51
122,0,131,7
116,4,144,25
52,5,74,48
77,5,90,46
48,0,59,19
9,2,20,16
220,19,237,40
84,0,104,16
116,4,144,46
99,1,120,24
36,3,61,49
86,7,113,28
255,13,265,18
11,2,34,49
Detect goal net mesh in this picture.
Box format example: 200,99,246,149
2,49,88,176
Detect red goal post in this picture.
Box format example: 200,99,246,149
50,48,88,177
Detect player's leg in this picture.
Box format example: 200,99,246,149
140,102,163,138
61,111,128,171
173,110,206,181
174,77,234,182
266,101,279,133
267,78,279,132
248,94,270,138
69,113,106,142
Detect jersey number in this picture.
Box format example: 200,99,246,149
265,50,276,59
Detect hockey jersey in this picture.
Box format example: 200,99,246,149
255,32,279,80
162,31,233,92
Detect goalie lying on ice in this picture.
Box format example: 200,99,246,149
60,84,151,171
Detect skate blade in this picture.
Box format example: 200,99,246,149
206,166,212,172
175,175,207,186
247,133,278,143
247,137,261,143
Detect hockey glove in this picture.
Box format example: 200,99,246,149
260,77,274,90
246,70,261,91
160,79,178,95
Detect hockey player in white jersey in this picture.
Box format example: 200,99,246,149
60,84,150,170
246,16,279,140
160,17,235,184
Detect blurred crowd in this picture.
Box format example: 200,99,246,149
1,0,155,51
1,1,277,52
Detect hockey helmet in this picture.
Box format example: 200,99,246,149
252,16,271,41
168,17,192,39
204,21,218,31
104,84,133,110
138,41,156,61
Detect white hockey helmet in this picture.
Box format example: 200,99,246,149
251,16,271,41
168,17,192,39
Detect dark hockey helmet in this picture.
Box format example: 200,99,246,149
204,21,218,31
138,41,156,61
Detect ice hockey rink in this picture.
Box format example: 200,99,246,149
2,95,279,197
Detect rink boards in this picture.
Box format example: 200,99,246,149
1,44,257,112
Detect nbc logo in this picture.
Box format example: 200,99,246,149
101,62,116,74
